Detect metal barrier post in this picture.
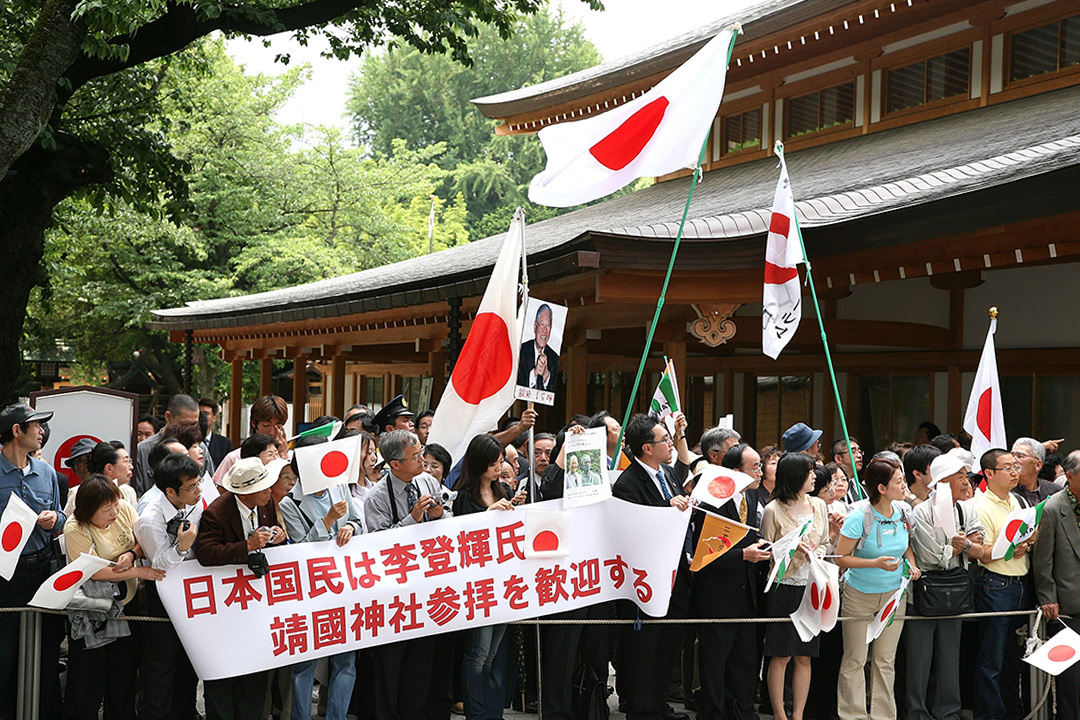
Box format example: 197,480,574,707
1028,614,1051,720
18,609,41,720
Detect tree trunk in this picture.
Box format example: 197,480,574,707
0,134,112,401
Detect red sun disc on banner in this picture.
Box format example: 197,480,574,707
532,530,559,553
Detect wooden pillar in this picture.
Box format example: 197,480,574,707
427,350,447,405
356,375,366,404
948,365,963,433
823,372,837,449
259,357,273,398
565,343,589,419
292,356,307,435
331,353,347,419
229,358,243,446
382,373,394,405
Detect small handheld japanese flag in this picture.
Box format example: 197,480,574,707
294,434,363,495
991,500,1045,561
866,577,909,643
528,26,739,207
689,514,750,572
30,553,112,609
525,508,570,559
765,518,812,592
1025,625,1080,676
963,312,1006,460
762,141,806,360
932,481,957,538
0,494,39,581
791,554,839,641
690,465,756,510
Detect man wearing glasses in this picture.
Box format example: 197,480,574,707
1011,437,1062,508
517,304,559,391
612,413,693,720
973,448,1035,720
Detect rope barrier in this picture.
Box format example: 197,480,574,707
0,605,1046,623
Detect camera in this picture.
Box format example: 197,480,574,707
439,489,458,504
247,550,270,578
165,515,190,539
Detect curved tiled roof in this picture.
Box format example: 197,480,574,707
151,85,1080,331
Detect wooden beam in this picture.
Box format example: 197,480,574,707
229,359,243,446
259,358,273,398
597,271,761,304
292,357,307,435
731,316,955,350
565,343,589,420
331,353,347,419
428,350,447,406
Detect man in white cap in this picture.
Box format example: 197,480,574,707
195,457,286,720
907,452,986,720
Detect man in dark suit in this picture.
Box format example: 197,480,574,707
517,304,559,391
1034,449,1080,718
691,443,771,720
199,397,233,468
612,413,693,720
195,458,286,720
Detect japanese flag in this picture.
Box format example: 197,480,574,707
29,553,111,609
765,518,812,592
525,508,570,559
294,434,363,495
791,555,840,641
528,26,739,207
0,494,39,580
991,499,1045,561
866,577,909,643
428,211,523,464
762,142,806,360
1025,625,1080,676
690,464,756,510
963,315,1006,460
932,481,957,538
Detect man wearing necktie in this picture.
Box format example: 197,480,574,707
691,442,771,720
612,413,693,720
364,430,453,720
195,458,286,720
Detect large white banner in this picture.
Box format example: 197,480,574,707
158,498,690,680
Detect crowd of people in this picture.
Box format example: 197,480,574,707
0,391,1076,720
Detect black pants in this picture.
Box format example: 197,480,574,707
617,600,686,720
0,554,64,720
373,637,434,720
203,672,268,720
138,583,199,720
63,633,138,720
428,631,459,720
696,622,759,720
541,604,612,720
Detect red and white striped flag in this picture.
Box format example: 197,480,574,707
528,26,740,208
762,142,806,359
0,494,39,581
963,312,1006,460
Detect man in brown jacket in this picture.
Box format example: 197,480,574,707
195,458,285,720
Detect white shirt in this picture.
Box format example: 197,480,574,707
236,495,259,538
634,457,671,500
134,491,204,571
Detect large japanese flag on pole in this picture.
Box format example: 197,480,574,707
762,142,806,359
528,25,740,208
0,494,39,580
964,310,1007,460
427,210,524,464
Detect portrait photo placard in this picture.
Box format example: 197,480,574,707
514,297,567,406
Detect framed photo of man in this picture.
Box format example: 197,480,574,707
514,297,567,406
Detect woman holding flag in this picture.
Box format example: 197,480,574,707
834,458,921,720
760,453,830,720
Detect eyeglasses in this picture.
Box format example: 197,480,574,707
990,464,1022,473
1011,450,1032,460
645,434,674,445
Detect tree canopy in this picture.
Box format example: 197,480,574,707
0,0,600,402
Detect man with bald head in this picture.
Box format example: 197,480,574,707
517,304,559,391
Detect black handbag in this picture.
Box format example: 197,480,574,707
912,501,974,616
913,565,974,616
